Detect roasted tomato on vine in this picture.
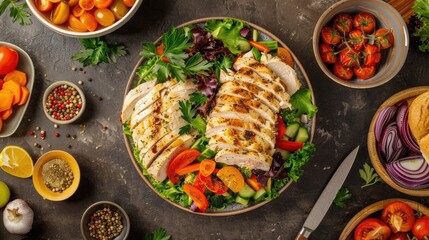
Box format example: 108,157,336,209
333,62,353,80
319,43,337,64
354,65,375,80
381,201,415,233
363,44,381,66
339,48,360,67
412,216,429,240
375,28,394,49
389,232,410,240
348,30,367,51
353,12,376,33
321,26,342,45
354,218,391,240
333,13,353,34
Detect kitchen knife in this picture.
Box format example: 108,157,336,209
295,146,360,240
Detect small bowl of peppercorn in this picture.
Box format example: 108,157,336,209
32,150,81,201
43,81,86,124
81,201,130,240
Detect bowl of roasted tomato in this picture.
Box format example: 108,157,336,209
26,0,142,37
339,199,429,240
312,0,409,88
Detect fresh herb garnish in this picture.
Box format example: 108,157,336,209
359,162,383,188
178,92,208,135
71,37,127,67
137,27,213,84
144,228,171,240
0,0,31,25
334,187,352,208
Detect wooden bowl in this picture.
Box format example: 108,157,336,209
368,86,429,196
339,198,429,240
32,150,80,201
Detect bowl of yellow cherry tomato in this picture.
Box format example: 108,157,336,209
26,0,142,37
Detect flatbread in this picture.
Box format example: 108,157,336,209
408,91,429,141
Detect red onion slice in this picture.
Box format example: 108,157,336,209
375,105,398,142
386,156,429,189
379,122,408,162
396,101,421,153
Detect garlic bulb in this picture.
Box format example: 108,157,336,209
3,199,34,235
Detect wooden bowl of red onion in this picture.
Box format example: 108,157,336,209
368,86,429,196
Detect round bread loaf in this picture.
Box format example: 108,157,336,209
421,134,429,163
408,91,429,141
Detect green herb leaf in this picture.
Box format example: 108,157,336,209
334,187,352,208
2,0,31,25
359,162,383,188
71,37,127,66
179,124,191,135
145,228,171,240
190,114,206,135
189,92,208,106
178,100,195,123
184,53,214,75
0,0,11,16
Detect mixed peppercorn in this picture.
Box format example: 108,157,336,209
88,208,123,240
45,84,82,121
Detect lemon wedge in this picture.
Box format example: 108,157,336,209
0,146,33,178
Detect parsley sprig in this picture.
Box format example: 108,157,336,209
144,228,171,240
179,92,208,135
71,38,127,67
0,0,31,25
359,162,383,188
137,27,213,83
334,187,352,208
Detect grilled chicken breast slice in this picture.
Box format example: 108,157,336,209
147,134,195,182
218,80,281,112
130,100,162,130
208,128,273,153
121,80,156,122
234,67,290,108
214,94,277,125
206,117,276,146
215,148,273,171
265,57,301,96
140,129,181,168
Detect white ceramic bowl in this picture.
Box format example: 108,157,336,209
313,0,409,88
26,0,143,38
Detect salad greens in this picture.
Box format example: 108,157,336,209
409,0,429,52
359,162,383,188
0,0,31,25
126,18,318,212
205,18,251,54
71,38,127,67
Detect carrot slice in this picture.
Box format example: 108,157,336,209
176,163,201,176
200,159,216,177
248,40,271,53
1,108,13,120
4,70,27,86
0,90,14,112
167,149,201,184
2,80,21,105
18,86,29,106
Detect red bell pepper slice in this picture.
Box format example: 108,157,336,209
193,174,206,193
276,114,286,139
275,140,304,152
183,184,209,213
176,163,201,176
245,175,262,191
167,149,201,184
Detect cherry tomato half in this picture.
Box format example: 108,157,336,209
72,4,85,17
348,30,367,51
67,0,79,7
333,13,353,34
413,216,429,240
353,12,376,33
216,166,244,193
321,26,342,45
94,8,115,27
110,0,128,20
94,0,113,8
319,43,337,64
339,48,360,68
79,12,98,31
363,44,381,66
79,0,94,10
35,0,53,12
333,62,353,81
354,65,375,80
375,28,394,50
381,201,415,233
67,14,87,32
389,232,410,240
51,1,70,25
354,218,391,240
0,46,19,76
122,0,135,7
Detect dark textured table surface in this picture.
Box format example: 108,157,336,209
1,0,429,239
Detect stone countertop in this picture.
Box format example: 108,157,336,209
1,0,429,239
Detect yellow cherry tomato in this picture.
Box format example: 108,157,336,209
67,0,79,7
67,14,87,31
122,0,135,8
216,166,245,193
94,8,115,27
51,1,70,25
94,0,113,9
109,0,128,20
79,0,94,10
72,4,85,17
79,12,98,31
49,0,61,3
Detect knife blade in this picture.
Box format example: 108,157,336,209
295,146,360,240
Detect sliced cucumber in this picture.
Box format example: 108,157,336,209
277,149,290,160
222,191,233,199
191,137,207,152
265,178,272,193
185,195,193,207
252,29,259,41
253,188,267,200
235,195,249,205
197,148,216,161
251,47,261,61
238,183,256,199
286,123,300,139
238,39,251,52
295,127,309,143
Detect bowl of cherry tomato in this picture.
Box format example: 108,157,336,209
26,0,142,37
312,0,409,89
339,199,429,240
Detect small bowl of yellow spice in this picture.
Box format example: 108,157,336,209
32,150,80,201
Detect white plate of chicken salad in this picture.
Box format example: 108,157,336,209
121,17,318,215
